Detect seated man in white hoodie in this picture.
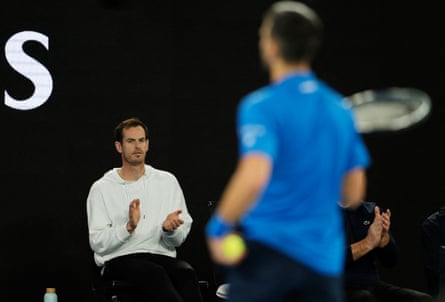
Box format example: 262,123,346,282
87,117,203,302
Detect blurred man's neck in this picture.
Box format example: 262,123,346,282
270,60,310,82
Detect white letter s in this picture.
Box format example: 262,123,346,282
4,31,53,110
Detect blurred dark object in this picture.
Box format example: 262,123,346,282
421,206,445,299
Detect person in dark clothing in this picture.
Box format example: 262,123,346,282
341,200,433,302
421,206,445,299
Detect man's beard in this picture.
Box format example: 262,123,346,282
124,153,145,166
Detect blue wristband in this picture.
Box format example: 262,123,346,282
205,214,234,238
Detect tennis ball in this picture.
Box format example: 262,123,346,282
222,233,246,261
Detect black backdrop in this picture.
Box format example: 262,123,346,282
0,0,444,301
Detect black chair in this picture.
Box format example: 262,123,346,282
90,255,210,302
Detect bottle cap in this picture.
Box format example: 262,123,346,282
46,288,56,293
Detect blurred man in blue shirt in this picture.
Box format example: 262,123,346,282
206,2,370,301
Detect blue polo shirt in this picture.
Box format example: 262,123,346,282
237,71,370,276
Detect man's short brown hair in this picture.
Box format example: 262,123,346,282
114,117,149,142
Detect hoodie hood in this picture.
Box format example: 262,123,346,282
103,164,153,184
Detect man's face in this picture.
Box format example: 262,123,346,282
116,126,149,166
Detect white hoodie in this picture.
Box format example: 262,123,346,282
87,165,192,266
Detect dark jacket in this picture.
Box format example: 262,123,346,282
341,201,398,287
421,206,445,297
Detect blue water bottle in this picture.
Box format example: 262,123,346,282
44,288,58,302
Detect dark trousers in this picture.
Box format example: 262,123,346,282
227,241,344,302
103,253,203,302
345,282,434,302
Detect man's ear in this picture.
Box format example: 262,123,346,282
115,141,123,154
269,38,280,60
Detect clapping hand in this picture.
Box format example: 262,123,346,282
162,210,184,232
127,198,141,233
379,207,391,247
